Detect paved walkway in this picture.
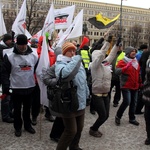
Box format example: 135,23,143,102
0,98,149,150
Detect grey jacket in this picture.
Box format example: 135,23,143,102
91,41,118,94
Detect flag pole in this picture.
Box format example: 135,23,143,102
120,0,123,38
17,0,18,14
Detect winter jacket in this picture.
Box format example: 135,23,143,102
42,64,57,87
37,36,56,66
91,41,118,94
55,54,89,111
115,58,140,90
2,44,38,95
0,41,13,84
139,50,150,83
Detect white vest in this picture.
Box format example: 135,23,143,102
8,52,38,88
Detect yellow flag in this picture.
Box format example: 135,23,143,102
96,14,120,26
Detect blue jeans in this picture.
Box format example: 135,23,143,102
116,89,138,121
90,94,110,131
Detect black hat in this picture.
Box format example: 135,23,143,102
3,34,12,43
139,44,148,50
16,34,28,45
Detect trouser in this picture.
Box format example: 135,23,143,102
90,96,95,111
50,117,64,139
90,94,110,131
135,89,144,112
1,95,13,119
56,113,85,150
31,84,40,118
144,105,150,139
116,89,138,120
12,93,32,130
108,80,121,104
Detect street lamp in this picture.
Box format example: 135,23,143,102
120,0,123,38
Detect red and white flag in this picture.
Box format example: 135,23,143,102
57,9,83,47
36,3,55,107
41,3,55,36
54,5,75,30
12,0,31,39
36,35,49,106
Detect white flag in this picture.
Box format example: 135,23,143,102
57,9,83,47
66,9,83,39
54,5,75,30
12,0,31,39
0,4,7,36
36,35,49,107
42,3,55,36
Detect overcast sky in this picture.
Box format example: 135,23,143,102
87,0,150,9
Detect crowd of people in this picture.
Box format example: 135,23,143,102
0,31,150,150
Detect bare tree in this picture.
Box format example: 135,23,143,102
110,24,120,37
128,24,142,47
145,22,150,47
3,0,48,36
3,10,15,33
26,0,47,35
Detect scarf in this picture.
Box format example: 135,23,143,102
124,56,138,70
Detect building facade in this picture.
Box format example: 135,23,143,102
1,0,150,47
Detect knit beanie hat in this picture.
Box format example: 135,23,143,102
3,34,12,43
62,42,76,55
16,34,28,45
125,46,137,56
139,44,148,50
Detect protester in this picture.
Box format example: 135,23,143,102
55,42,89,150
42,47,64,142
115,46,140,126
142,58,150,145
30,38,41,125
89,35,120,138
2,34,38,137
79,45,92,108
135,44,148,114
0,33,14,123
108,43,125,107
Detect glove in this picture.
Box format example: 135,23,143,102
97,37,104,44
116,37,122,46
123,61,132,71
107,35,113,43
